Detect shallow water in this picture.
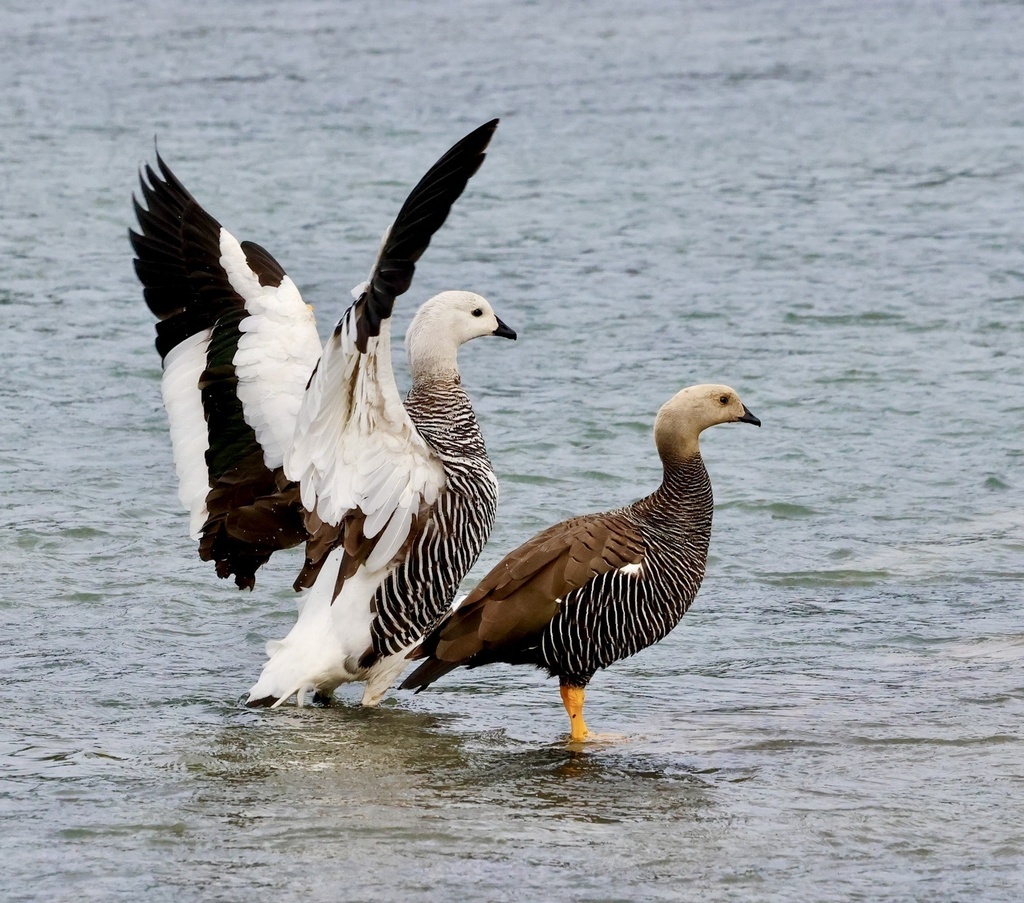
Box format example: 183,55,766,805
2,0,1023,900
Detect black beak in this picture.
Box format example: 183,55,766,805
737,405,761,427
492,317,517,340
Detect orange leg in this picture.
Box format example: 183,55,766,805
559,684,589,741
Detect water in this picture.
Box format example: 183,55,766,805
1,0,1023,899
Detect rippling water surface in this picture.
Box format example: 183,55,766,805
2,1,1023,900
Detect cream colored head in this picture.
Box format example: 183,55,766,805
654,384,760,462
406,290,516,381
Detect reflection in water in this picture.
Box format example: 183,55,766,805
191,703,721,834
171,704,736,901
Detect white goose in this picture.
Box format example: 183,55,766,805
130,121,515,707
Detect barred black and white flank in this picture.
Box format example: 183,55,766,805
130,120,517,708
402,385,760,740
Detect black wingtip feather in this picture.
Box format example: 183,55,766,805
354,119,500,351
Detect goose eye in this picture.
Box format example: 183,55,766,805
471,308,483,317
719,395,730,405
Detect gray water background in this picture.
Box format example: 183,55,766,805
1,0,1023,900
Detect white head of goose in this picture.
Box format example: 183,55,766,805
131,120,518,708
402,384,759,741
406,290,516,382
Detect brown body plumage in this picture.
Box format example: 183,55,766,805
402,384,760,740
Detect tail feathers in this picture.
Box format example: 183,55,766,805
399,657,461,693
245,681,311,709
246,670,314,708
246,643,328,708
269,678,312,708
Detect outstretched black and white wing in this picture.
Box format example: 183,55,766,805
286,120,499,580
130,158,322,589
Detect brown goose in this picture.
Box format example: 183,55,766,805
401,384,760,740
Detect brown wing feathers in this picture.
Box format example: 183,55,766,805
131,156,306,590
401,514,645,690
293,499,436,601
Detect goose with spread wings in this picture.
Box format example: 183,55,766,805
131,120,516,707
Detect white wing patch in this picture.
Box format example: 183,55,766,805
285,310,446,573
161,329,212,539
618,562,644,578
218,228,322,471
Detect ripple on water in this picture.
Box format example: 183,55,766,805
759,568,893,588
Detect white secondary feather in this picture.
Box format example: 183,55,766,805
161,329,213,539
218,228,322,471
285,308,446,570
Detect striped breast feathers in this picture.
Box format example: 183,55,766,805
408,513,647,672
